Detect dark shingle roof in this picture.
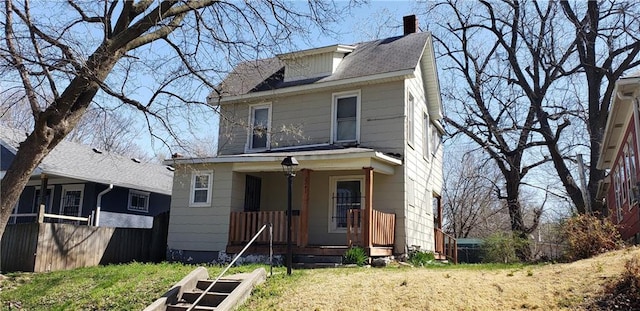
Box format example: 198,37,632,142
218,32,430,97
0,126,173,195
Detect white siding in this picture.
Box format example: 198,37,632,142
167,163,234,252
217,81,406,156
401,64,443,253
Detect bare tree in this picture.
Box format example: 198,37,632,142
426,0,640,257
443,150,509,238
0,0,349,238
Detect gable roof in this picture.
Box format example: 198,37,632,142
0,126,173,195
215,32,432,100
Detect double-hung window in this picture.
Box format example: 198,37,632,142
332,91,360,143
128,190,150,213
248,104,271,151
423,112,430,159
407,93,415,146
190,171,213,207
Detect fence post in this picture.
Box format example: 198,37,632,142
37,204,45,223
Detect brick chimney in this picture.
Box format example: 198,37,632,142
403,15,418,35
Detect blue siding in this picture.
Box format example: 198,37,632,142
1,145,15,170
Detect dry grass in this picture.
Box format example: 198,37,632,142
242,247,640,311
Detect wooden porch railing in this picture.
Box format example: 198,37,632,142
347,209,395,247
228,211,299,245
435,228,458,264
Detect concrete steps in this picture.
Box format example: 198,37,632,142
145,268,266,311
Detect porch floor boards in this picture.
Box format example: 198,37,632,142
226,244,393,257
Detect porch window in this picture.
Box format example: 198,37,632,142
614,167,622,222
329,176,363,232
626,137,637,207
32,187,54,214
190,172,213,207
128,190,150,213
332,91,360,143
60,185,84,221
248,103,271,151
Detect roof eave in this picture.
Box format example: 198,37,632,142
211,69,416,106
597,80,639,169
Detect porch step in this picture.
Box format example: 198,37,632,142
293,254,343,264
144,268,266,311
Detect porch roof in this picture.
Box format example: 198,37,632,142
167,147,402,175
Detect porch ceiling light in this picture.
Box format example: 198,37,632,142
281,156,299,177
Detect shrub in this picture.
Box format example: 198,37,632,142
562,214,622,261
343,246,368,266
408,250,436,267
481,231,529,263
624,254,640,296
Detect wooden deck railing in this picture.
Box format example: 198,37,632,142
435,228,458,264
228,211,299,245
372,209,395,245
347,209,395,247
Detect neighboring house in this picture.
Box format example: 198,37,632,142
166,15,446,262
597,74,640,243
1,126,173,228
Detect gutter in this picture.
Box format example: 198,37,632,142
95,184,113,226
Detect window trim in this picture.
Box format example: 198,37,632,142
128,189,150,213
423,112,430,160
190,171,213,207
246,103,272,152
330,90,361,144
32,186,55,214
407,92,415,147
328,175,364,233
60,184,85,217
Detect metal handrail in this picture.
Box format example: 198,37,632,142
187,223,273,311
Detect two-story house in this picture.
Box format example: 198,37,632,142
597,74,640,244
165,16,446,263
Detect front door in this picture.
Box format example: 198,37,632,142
329,176,363,232
244,175,261,212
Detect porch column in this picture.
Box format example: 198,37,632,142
37,174,48,223
299,169,312,247
363,167,373,249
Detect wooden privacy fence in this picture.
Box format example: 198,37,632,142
435,228,458,264
228,211,299,245
347,209,396,247
1,219,167,272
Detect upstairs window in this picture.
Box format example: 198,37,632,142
431,123,440,155
190,172,213,207
407,93,415,146
332,91,360,143
128,190,150,213
423,112,430,159
248,104,271,150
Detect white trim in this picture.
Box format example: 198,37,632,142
211,70,414,105
60,184,84,218
246,103,272,152
190,171,213,207
423,111,430,160
330,90,361,144
128,189,150,213
32,185,55,214
328,175,364,233
407,91,415,147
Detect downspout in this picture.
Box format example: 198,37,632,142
95,184,113,226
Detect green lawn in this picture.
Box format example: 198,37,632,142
0,262,265,310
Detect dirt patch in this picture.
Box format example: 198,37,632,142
243,247,640,310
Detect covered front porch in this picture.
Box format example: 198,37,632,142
219,148,402,257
